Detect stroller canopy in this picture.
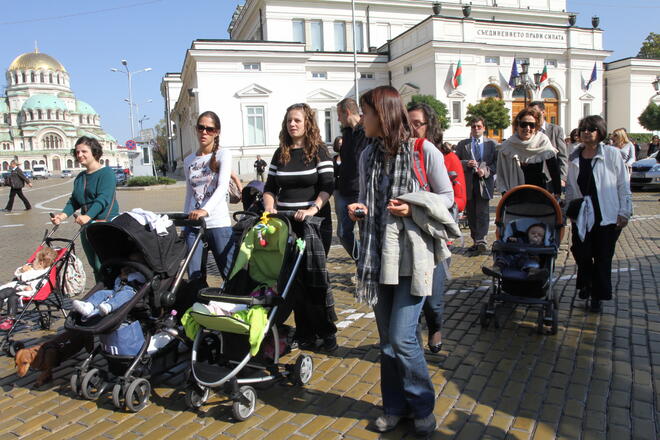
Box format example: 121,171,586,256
495,185,565,242
85,213,186,277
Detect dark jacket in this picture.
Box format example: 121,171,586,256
338,124,369,199
299,216,333,308
455,137,498,200
542,122,568,181
8,167,30,189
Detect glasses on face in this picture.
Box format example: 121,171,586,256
580,127,598,133
519,121,536,130
411,121,427,129
196,124,217,134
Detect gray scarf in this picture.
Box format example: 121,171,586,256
356,139,417,306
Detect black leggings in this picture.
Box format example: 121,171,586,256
0,288,19,317
570,223,621,300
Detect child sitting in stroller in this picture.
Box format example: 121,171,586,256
0,247,59,330
491,223,549,281
72,266,146,318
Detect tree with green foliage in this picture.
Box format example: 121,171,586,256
638,102,660,131
637,32,660,59
153,119,169,173
409,95,450,130
465,98,511,130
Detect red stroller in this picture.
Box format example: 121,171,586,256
1,220,83,355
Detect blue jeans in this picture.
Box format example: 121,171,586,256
373,277,435,419
87,285,136,310
185,226,236,280
334,193,358,260
422,263,446,336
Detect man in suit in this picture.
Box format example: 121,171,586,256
529,101,568,188
3,160,32,212
455,118,497,254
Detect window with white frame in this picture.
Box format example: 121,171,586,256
334,22,346,52
545,59,558,67
292,20,305,43
311,72,327,79
243,62,261,71
404,65,413,74
583,103,591,118
360,72,374,79
324,110,332,143
142,146,150,164
247,106,266,145
311,21,323,51
515,57,530,66
355,22,364,52
452,101,462,123
485,56,500,64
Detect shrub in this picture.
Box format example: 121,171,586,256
126,176,176,187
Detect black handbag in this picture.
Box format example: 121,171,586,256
566,198,583,220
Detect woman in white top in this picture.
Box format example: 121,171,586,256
183,111,235,280
611,127,636,176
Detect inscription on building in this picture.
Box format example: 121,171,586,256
476,28,565,42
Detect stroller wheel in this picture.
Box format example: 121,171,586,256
38,314,51,330
185,385,210,409
8,340,24,357
112,383,124,409
479,304,490,328
232,385,256,421
536,311,545,334
292,355,313,386
125,378,151,412
550,308,559,335
70,372,81,396
81,368,107,400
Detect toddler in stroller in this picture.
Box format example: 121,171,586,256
490,223,550,281
0,247,59,330
72,265,146,318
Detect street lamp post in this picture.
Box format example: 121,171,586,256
653,75,660,95
138,115,150,132
111,60,152,140
124,98,152,135
515,60,542,107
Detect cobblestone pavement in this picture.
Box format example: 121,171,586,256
0,183,658,439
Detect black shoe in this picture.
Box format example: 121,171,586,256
1,209,10,213
24,207,32,211
296,338,318,351
466,244,478,252
589,299,602,313
321,335,338,352
578,287,590,300
428,342,442,353
476,242,488,253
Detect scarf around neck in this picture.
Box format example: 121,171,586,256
499,132,557,164
356,139,417,306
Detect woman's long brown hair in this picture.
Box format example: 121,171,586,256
197,111,222,172
278,103,323,165
360,86,411,158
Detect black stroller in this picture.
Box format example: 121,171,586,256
241,180,265,213
65,212,207,412
480,185,565,334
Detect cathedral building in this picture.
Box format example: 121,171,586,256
1,50,127,172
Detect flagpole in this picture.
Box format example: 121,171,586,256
351,0,359,102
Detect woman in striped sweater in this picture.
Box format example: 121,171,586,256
263,103,337,351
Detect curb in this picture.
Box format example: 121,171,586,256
117,183,184,191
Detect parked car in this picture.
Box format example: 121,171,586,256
630,151,660,190
61,169,73,178
23,170,33,180
1,171,10,186
32,165,50,179
114,169,127,186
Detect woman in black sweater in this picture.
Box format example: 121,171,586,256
263,103,337,351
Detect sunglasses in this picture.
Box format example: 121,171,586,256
196,124,217,133
519,121,536,130
411,121,428,129
580,127,598,133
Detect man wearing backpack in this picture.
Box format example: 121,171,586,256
455,118,497,255
3,160,32,212
254,155,267,182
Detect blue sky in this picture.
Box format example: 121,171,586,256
1,0,657,144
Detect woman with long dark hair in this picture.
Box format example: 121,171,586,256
348,86,455,436
263,103,337,351
183,111,236,280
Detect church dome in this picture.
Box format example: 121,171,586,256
75,100,98,115
9,50,67,72
22,94,68,111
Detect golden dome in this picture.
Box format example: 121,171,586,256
8,50,66,72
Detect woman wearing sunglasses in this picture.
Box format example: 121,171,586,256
182,111,236,280
496,108,562,197
566,115,631,312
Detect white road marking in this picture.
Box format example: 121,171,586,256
0,224,23,228
339,308,357,315
35,193,71,211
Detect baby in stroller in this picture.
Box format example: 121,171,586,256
72,266,146,318
491,223,549,281
0,247,59,330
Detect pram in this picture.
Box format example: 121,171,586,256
64,212,207,412
241,180,265,213
184,212,310,421
480,185,565,334
1,220,83,356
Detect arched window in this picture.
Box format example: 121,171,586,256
2,161,8,170
23,160,30,169
42,133,63,150
32,160,38,167
22,72,26,83
79,115,83,124
13,73,18,84
541,87,559,100
40,72,45,83
39,160,45,164
481,85,502,99
512,86,532,100
87,116,91,124
66,159,73,168
31,72,36,82
49,73,53,83
37,110,42,119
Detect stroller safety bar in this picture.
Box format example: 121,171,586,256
161,212,207,230
491,241,558,255
197,289,282,307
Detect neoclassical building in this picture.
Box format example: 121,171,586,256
161,0,657,176
1,50,128,172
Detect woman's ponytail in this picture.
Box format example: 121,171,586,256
209,136,220,173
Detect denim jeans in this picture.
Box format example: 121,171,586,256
87,285,136,311
373,277,435,419
333,193,358,260
422,262,446,336
185,226,237,280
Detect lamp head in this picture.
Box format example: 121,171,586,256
521,61,529,76
110,68,119,72
144,67,152,72
121,59,128,66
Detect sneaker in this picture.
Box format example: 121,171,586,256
476,242,488,253
414,414,437,437
98,302,112,316
321,335,338,352
72,300,95,317
371,414,403,433
0,318,15,331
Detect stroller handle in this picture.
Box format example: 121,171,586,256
160,212,207,230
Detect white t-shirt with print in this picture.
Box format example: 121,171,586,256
183,148,232,228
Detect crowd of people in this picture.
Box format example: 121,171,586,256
1,83,643,436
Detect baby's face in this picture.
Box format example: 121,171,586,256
527,226,545,245
119,267,131,279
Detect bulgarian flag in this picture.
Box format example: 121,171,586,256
539,65,548,85
453,60,462,88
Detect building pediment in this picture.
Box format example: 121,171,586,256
235,83,272,98
307,88,343,102
399,83,420,96
447,90,467,99
579,92,595,101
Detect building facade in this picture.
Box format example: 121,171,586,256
162,0,652,176
1,50,128,173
